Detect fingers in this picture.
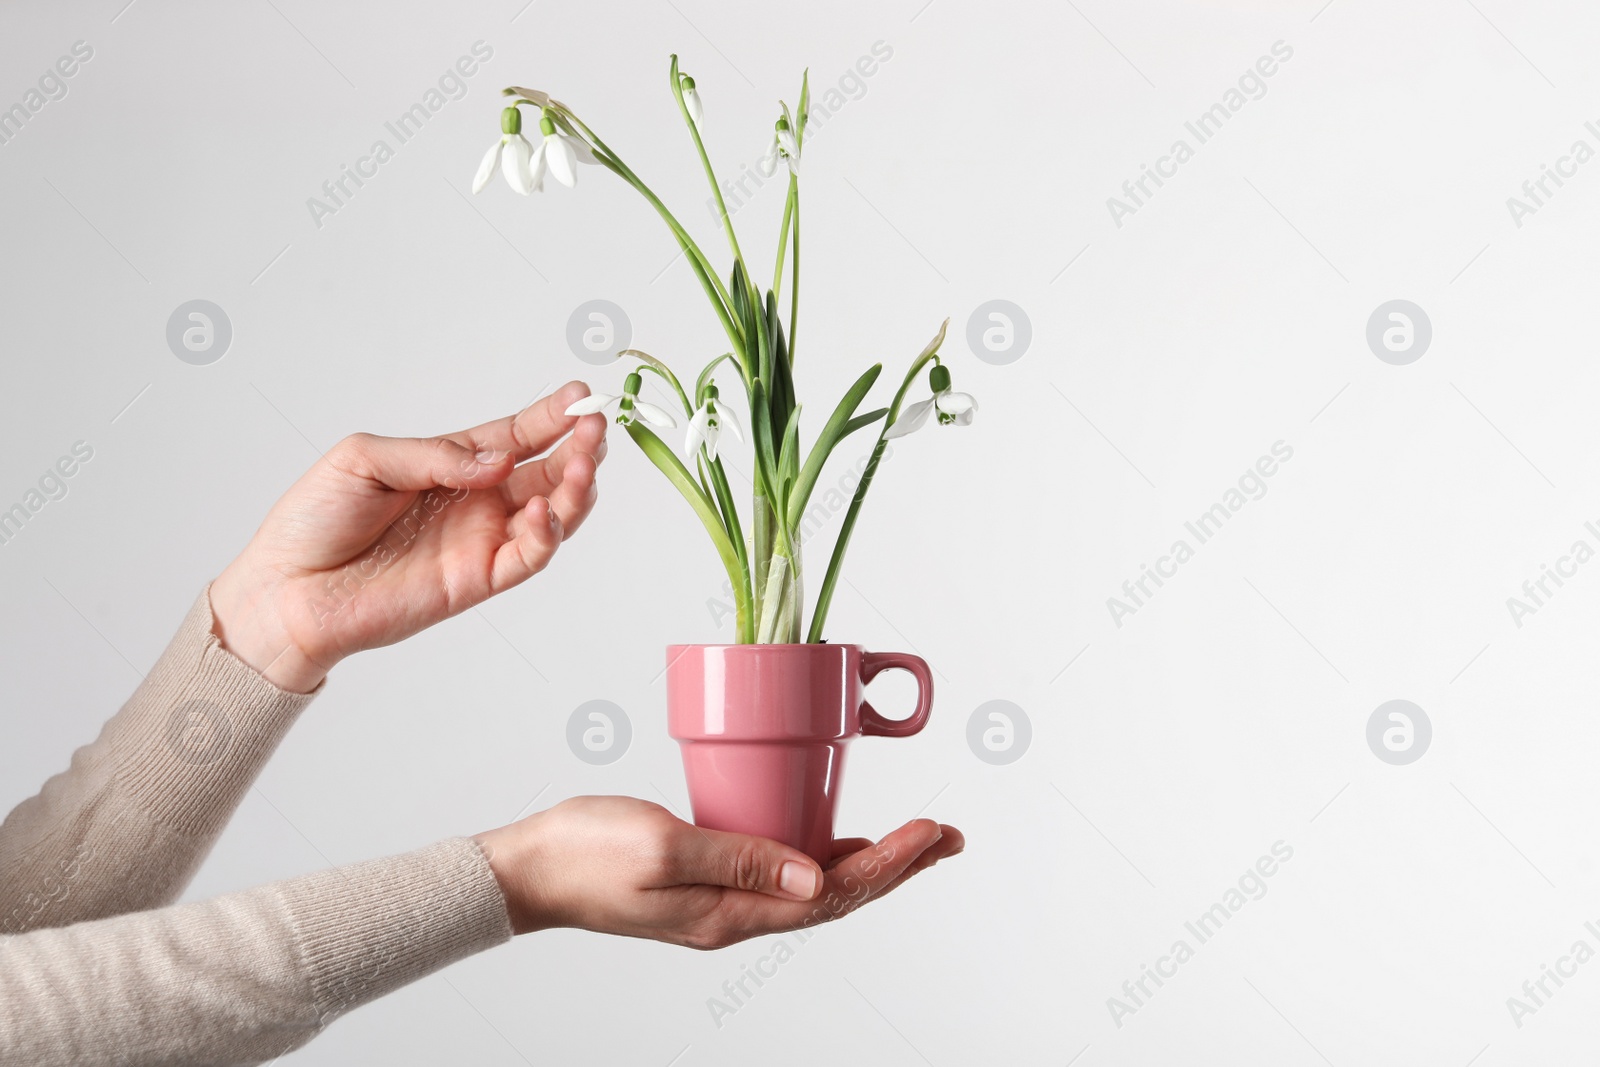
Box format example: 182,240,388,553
489,496,566,594
869,823,965,900
328,433,515,492
669,825,826,903
503,412,607,509
481,447,599,595
321,380,605,500
712,819,956,940
544,452,600,540
452,382,603,462
822,819,947,908
828,838,874,864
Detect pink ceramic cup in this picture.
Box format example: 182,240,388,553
666,643,934,865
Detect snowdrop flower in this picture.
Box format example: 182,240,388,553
680,74,704,130
530,111,598,190
759,115,801,178
883,363,976,439
565,372,678,429
684,383,743,461
474,107,536,195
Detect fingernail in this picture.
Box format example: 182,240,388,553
475,449,507,464
779,861,820,900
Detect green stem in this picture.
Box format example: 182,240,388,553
624,349,695,415
580,125,736,315
788,72,807,365
670,56,748,278
805,333,945,643
549,108,746,367
788,184,800,366
755,551,790,643
772,182,795,300
753,487,772,611
788,538,804,643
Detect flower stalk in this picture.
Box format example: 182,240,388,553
485,64,973,643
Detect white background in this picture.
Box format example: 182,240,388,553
3,0,1599,1062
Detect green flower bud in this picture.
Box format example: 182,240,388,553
775,116,790,132
929,364,952,393
501,106,522,135
681,75,696,90
624,371,643,395
539,114,557,138
703,382,720,402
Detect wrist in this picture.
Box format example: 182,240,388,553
210,557,332,694
474,818,557,936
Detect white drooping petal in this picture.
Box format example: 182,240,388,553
935,390,977,415
759,139,780,178
684,88,704,129
545,133,579,188
883,398,935,439
777,128,800,160
954,408,975,427
473,138,504,194
501,134,534,195
685,406,712,456
634,400,678,429
565,393,617,416
528,140,548,192
702,417,729,460
713,404,743,442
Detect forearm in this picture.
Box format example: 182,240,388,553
0,587,318,932
0,837,511,1067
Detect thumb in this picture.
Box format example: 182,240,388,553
329,433,515,492
676,827,825,902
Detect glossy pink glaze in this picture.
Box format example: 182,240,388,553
666,643,933,864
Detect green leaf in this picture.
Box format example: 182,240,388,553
753,298,773,393
728,263,761,373
777,405,802,507
749,379,782,507
730,261,751,326
785,363,882,530
764,291,795,449
842,407,888,439
626,420,752,642
707,457,742,575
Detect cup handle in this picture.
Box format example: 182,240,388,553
860,652,934,738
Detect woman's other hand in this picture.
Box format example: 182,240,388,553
474,796,964,948
209,382,607,692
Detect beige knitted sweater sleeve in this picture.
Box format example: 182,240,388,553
0,590,513,1065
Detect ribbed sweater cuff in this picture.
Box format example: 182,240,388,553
278,837,513,1020
111,587,320,837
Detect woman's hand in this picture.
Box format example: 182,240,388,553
473,796,964,948
210,383,607,692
